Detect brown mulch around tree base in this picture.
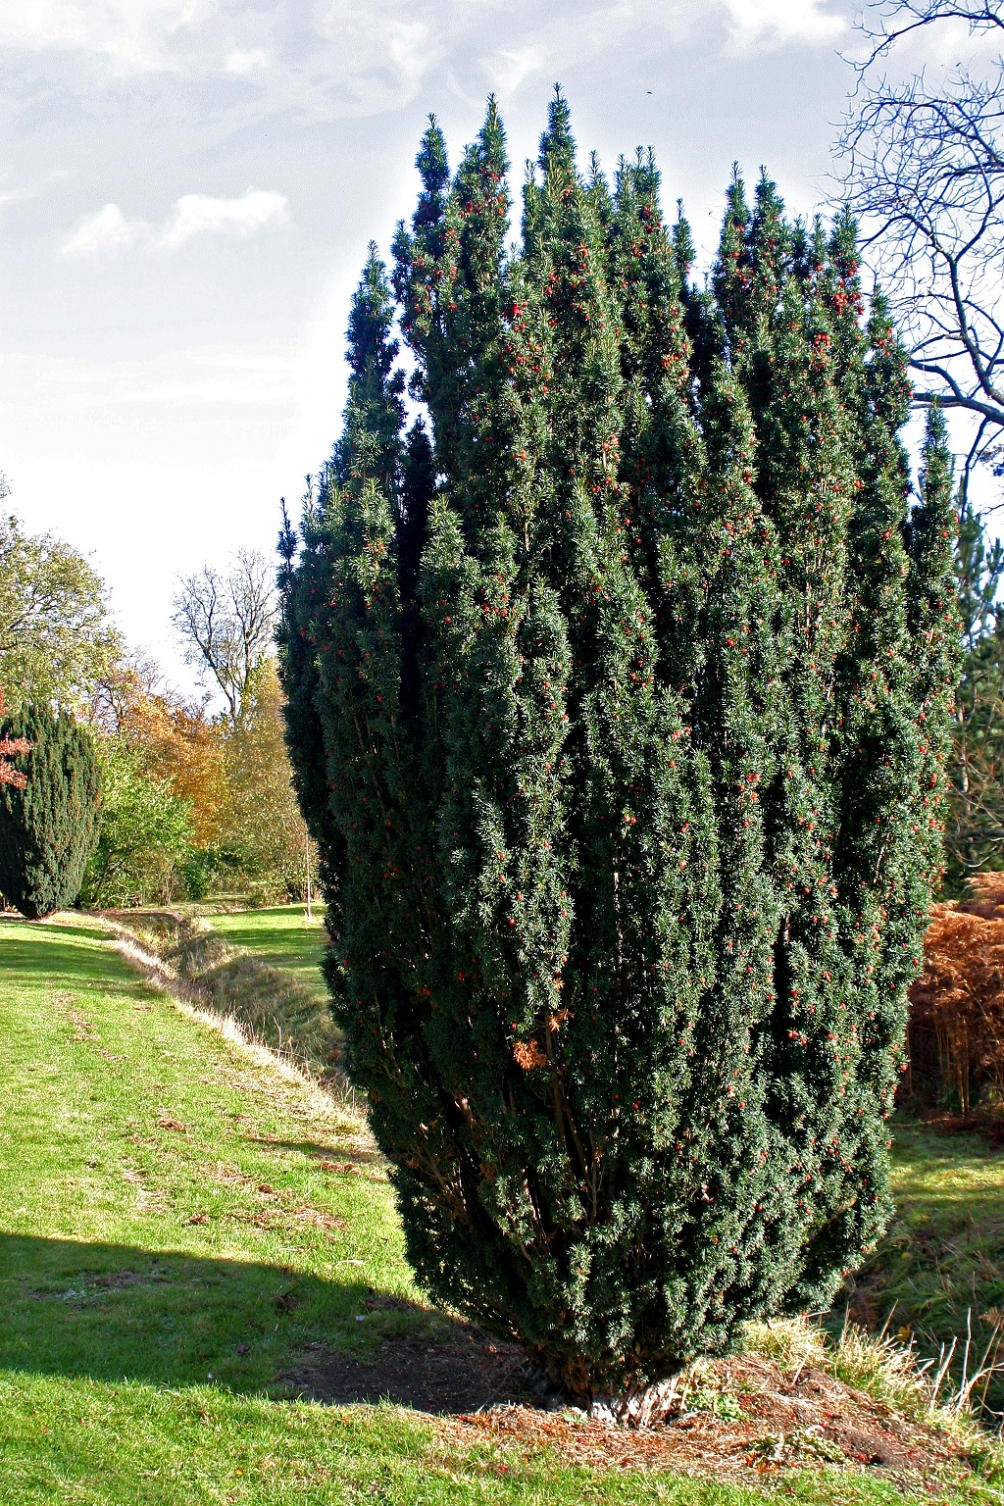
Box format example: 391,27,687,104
444,1357,956,1479
283,1331,971,1482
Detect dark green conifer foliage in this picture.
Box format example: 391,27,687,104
278,96,959,1399
0,703,101,919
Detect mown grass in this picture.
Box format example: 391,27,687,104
845,1121,1004,1412
206,905,329,1002
0,913,997,1504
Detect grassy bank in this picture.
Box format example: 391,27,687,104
205,905,329,1003
110,906,342,1086
0,913,999,1503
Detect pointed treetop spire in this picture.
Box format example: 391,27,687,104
277,497,297,570
482,93,505,151
333,250,404,488
346,245,400,382
414,115,450,232
828,204,860,283
923,398,949,454
672,200,695,282
636,143,660,199
538,84,575,174
752,168,784,227
724,163,749,230
746,170,790,310
712,167,753,337
460,93,510,187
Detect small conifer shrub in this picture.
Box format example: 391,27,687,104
0,703,101,919
278,95,959,1402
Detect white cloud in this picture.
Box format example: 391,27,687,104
482,45,543,96
0,1,215,69
384,19,435,94
61,202,147,257
60,189,289,257
226,47,268,74
718,0,845,48
0,0,850,108
158,188,289,248
308,7,441,112
0,170,69,210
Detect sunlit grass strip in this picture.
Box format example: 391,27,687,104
99,909,352,1110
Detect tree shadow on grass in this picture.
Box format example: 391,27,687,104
247,1137,384,1171
0,1235,542,1413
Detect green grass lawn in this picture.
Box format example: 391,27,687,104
205,906,328,1001
850,1122,1004,1409
0,913,996,1504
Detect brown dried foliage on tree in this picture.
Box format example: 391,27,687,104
908,872,1004,1113
92,657,226,843
0,690,29,789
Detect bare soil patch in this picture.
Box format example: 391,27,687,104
284,1321,544,1414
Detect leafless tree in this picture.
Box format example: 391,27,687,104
856,1,1003,63
841,0,1004,497
839,6,1004,883
172,549,276,726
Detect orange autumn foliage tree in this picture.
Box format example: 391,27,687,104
86,654,311,904
908,872,1004,1114
121,693,226,847
92,658,226,845
0,690,29,789
83,657,228,903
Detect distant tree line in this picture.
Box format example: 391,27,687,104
0,501,313,912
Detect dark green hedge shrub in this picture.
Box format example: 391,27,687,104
278,96,958,1401
0,703,101,919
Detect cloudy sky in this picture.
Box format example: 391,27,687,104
0,0,941,691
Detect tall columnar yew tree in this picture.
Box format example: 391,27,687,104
0,703,101,919
279,96,958,1401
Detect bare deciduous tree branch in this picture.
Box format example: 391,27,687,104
172,550,276,727
841,62,1004,439
838,0,1004,476
854,0,1004,75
